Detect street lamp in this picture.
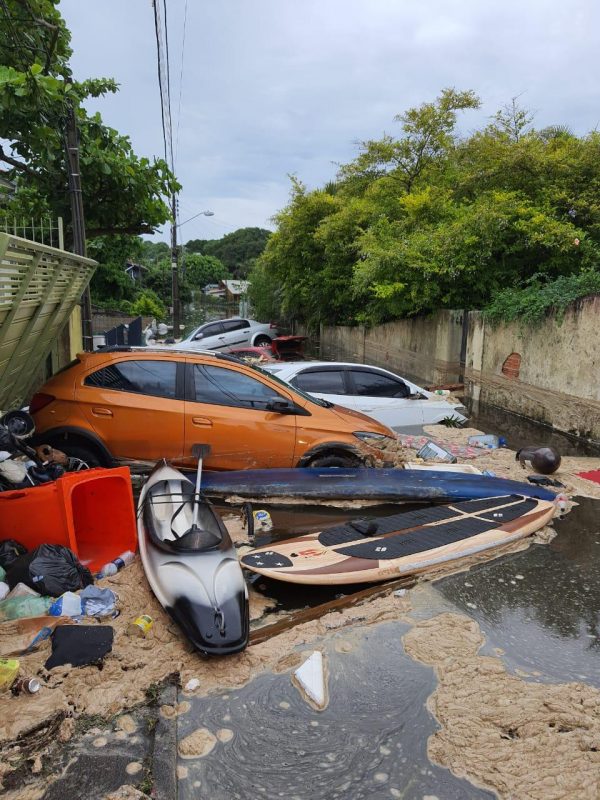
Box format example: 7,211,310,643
171,210,214,339
176,210,214,228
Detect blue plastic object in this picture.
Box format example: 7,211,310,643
196,468,556,503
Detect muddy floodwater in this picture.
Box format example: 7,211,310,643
436,496,600,687
174,496,599,799
176,621,494,800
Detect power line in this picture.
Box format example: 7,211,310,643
151,0,169,165
175,0,188,166
161,0,175,175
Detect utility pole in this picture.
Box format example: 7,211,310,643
171,193,179,340
64,103,93,352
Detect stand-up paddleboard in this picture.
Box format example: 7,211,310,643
241,494,556,585
199,467,556,503
138,461,249,655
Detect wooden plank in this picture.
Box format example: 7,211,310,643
248,575,415,646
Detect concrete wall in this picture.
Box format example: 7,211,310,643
319,310,466,386
315,295,600,442
465,297,600,442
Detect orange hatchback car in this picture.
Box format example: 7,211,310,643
30,348,396,470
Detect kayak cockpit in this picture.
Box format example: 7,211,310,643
143,478,232,554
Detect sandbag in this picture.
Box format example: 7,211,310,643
6,544,93,597
0,540,27,571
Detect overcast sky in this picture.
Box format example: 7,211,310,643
60,0,600,243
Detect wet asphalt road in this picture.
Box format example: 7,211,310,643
174,497,600,800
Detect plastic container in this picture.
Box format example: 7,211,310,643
0,659,20,692
434,389,451,396
416,441,458,464
49,592,82,617
0,582,9,600
6,582,40,600
0,467,136,573
0,595,52,622
253,510,273,532
467,434,506,449
97,551,135,578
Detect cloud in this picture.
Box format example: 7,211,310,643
60,0,600,239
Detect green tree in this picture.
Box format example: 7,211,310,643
0,0,178,242
186,227,271,277
129,289,166,319
256,90,600,326
183,253,229,288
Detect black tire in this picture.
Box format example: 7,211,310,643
254,335,272,347
55,441,106,468
307,453,360,468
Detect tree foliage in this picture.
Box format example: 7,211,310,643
256,89,600,326
185,227,271,277
0,0,178,241
183,253,229,288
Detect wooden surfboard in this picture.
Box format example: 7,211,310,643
240,495,556,585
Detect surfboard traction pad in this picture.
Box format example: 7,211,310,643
241,495,545,571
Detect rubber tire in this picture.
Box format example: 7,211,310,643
55,441,106,468
254,335,272,347
307,454,360,468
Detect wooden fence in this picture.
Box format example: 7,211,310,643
0,233,96,411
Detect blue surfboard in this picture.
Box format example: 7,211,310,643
197,468,556,503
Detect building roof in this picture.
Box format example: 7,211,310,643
220,279,250,295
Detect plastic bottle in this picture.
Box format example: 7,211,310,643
0,659,20,692
467,434,507,449
97,550,136,578
434,389,451,396
0,595,52,622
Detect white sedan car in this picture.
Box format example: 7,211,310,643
177,318,279,352
262,361,468,428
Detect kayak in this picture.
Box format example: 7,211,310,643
137,461,249,655
198,467,556,503
241,494,557,585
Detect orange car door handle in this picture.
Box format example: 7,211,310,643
192,416,213,427
92,407,113,417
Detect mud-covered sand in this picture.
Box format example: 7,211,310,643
404,613,600,799
2,429,598,794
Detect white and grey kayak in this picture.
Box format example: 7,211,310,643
137,461,249,655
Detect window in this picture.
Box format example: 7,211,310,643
194,322,223,340
348,369,409,398
292,370,346,394
193,365,286,409
85,360,177,399
222,319,250,332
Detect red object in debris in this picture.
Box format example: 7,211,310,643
0,467,136,572
576,469,600,485
270,335,307,361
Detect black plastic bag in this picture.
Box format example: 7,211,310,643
6,544,93,597
0,539,27,570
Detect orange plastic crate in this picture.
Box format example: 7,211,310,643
0,467,136,572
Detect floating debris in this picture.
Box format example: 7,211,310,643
292,650,328,710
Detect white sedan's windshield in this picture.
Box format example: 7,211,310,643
250,365,330,408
